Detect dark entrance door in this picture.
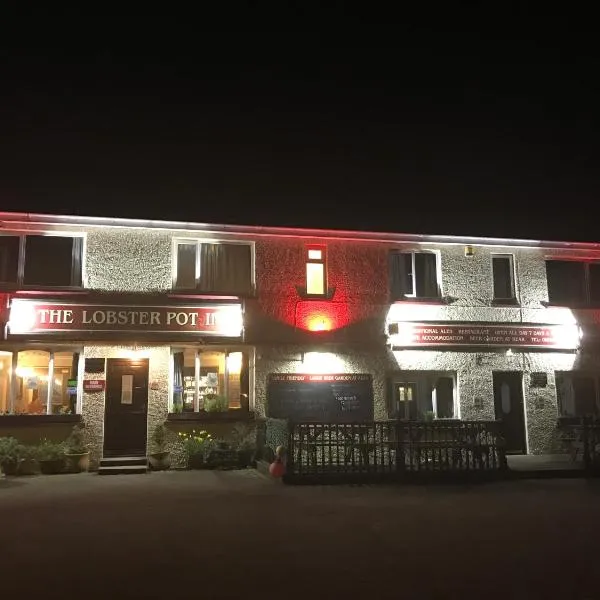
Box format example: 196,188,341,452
103,358,149,458
493,371,527,454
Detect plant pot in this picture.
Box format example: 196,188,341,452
237,450,254,468
39,458,66,475
18,458,38,475
149,451,171,471
188,454,208,470
64,452,90,473
1,460,18,476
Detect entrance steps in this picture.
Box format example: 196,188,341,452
98,456,148,475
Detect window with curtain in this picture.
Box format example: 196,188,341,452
389,371,456,419
556,372,598,417
389,251,440,299
174,241,252,294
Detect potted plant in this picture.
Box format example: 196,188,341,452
36,439,66,475
0,436,21,476
204,394,229,413
64,425,90,473
148,422,171,471
17,444,38,475
179,429,213,469
232,423,256,468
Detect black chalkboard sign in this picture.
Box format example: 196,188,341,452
85,358,106,373
530,372,548,388
267,373,374,422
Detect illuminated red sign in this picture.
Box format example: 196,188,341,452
388,322,580,350
83,379,105,392
8,300,243,336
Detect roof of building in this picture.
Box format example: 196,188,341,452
1,211,599,250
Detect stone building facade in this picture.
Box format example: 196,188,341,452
1,212,598,466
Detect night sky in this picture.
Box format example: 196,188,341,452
2,21,598,242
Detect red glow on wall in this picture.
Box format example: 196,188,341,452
296,301,350,332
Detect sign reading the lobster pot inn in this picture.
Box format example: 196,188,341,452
8,300,243,336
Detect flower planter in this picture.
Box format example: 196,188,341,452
64,452,90,473
149,451,171,471
39,458,66,475
18,458,38,475
188,454,209,470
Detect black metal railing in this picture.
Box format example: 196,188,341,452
286,420,506,481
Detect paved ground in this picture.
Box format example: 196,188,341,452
1,470,599,599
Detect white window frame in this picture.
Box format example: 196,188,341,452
169,345,254,413
391,371,457,419
394,250,442,298
305,244,327,296
171,237,255,292
0,230,86,288
491,253,516,300
3,346,84,415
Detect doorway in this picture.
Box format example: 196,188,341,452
493,371,527,454
103,359,149,458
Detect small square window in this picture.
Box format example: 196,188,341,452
306,245,326,296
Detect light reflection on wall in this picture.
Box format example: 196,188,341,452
298,352,345,374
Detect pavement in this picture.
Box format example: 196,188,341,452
1,470,599,599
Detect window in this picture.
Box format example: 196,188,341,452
492,254,516,300
390,371,456,419
174,241,252,294
0,236,20,283
389,251,440,299
0,350,80,415
306,245,326,295
171,348,249,413
546,260,600,306
556,372,599,417
0,233,83,287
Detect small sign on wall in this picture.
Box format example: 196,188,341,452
530,373,548,388
85,358,106,374
150,380,160,391
83,379,105,392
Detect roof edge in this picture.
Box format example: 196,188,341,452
1,211,599,250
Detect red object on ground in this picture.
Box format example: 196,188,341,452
269,460,286,478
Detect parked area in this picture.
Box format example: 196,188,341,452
2,471,600,599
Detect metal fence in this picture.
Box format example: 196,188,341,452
286,420,506,482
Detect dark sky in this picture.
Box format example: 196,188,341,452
2,20,599,242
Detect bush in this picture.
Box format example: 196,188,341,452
204,394,229,413
65,425,87,454
36,439,65,461
0,436,20,470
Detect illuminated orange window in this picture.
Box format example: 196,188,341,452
306,245,326,295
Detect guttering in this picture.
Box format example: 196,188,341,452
1,211,600,251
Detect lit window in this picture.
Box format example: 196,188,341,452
306,246,326,295
171,348,249,413
0,349,80,415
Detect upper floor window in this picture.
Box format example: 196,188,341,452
546,260,600,306
174,240,252,294
389,251,440,300
0,234,83,288
306,245,326,295
492,254,516,301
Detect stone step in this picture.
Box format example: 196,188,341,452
100,456,148,468
98,465,148,475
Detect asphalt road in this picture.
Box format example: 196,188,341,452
1,471,598,599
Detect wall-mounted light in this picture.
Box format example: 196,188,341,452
464,245,475,257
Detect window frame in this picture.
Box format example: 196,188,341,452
0,346,83,415
545,258,600,307
0,231,85,289
389,371,458,420
171,237,255,293
555,371,600,418
491,253,517,301
168,345,253,413
305,244,327,297
389,249,442,300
